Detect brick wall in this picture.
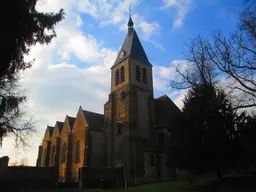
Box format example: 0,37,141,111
59,119,70,181
71,109,87,181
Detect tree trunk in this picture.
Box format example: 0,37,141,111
124,161,128,190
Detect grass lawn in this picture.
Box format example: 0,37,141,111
36,173,256,192
194,175,256,192
86,180,194,192
86,174,256,192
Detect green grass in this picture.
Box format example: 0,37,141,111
86,180,194,192
37,172,256,192
87,174,256,192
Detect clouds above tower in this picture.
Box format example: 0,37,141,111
161,0,193,30
0,0,244,166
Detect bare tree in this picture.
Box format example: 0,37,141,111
171,1,255,111
170,36,218,89
0,76,36,147
205,1,255,110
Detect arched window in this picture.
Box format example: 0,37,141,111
142,68,147,83
51,145,56,166
136,65,141,81
61,143,67,163
115,69,120,85
121,66,125,82
75,141,80,162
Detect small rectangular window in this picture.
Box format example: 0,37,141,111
150,154,155,167
142,68,147,83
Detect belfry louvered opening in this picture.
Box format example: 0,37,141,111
121,66,125,82
115,69,120,85
136,65,141,81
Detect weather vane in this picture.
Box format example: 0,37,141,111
129,5,132,17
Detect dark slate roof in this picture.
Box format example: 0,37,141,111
128,17,134,26
47,126,54,137
155,95,181,128
56,121,64,133
112,22,151,68
82,110,104,131
66,116,76,130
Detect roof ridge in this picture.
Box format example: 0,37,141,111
56,120,64,123
67,115,75,117
156,94,170,100
66,115,75,119
82,109,104,116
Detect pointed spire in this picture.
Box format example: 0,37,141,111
111,6,152,68
127,6,134,36
128,17,134,27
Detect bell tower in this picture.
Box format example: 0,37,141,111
104,15,155,180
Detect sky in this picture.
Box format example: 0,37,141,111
0,0,244,165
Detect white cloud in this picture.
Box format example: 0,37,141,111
56,28,105,62
139,20,161,40
170,89,187,109
153,60,190,109
91,0,163,50
120,14,161,38
36,0,70,13
0,0,177,165
148,40,165,52
99,0,139,26
161,0,192,30
2,36,116,165
120,14,163,50
53,0,163,51
76,15,83,27
76,0,112,19
0,0,118,165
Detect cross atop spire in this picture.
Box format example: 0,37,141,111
127,6,134,30
127,6,134,36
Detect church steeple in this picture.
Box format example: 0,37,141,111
128,17,134,36
111,15,151,68
128,6,134,36
128,17,134,27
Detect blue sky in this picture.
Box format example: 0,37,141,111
0,0,244,165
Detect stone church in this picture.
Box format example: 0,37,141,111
37,16,181,183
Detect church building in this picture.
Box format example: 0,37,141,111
37,16,181,183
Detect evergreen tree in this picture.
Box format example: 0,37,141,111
172,84,235,178
0,0,65,146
